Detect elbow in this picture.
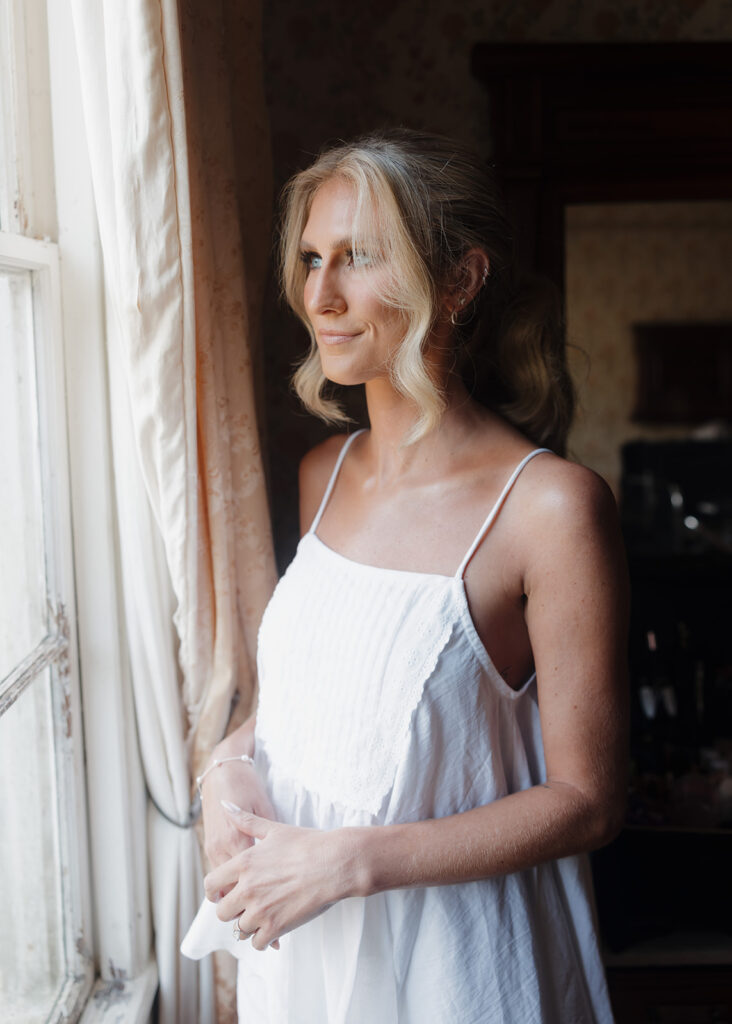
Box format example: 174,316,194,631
588,791,626,850
548,777,626,851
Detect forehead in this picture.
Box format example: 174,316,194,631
301,178,358,242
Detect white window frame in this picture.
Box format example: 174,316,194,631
3,0,157,1018
0,230,94,1022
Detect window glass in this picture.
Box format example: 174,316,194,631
0,266,48,680
0,666,66,1021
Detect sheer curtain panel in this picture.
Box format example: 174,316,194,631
69,1,276,1021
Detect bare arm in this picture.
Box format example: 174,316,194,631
339,465,628,896
206,463,629,948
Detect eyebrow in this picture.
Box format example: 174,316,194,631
299,236,357,252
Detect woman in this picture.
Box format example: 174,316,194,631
182,128,628,1023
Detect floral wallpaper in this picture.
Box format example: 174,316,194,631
566,201,732,496
259,0,732,566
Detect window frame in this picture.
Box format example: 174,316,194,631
0,231,95,1022
2,0,157,1018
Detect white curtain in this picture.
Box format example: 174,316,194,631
70,0,210,1019
106,332,213,1021
69,0,275,1020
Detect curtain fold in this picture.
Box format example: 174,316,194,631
178,0,275,771
70,0,276,1020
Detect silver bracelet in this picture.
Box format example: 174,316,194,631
196,754,254,797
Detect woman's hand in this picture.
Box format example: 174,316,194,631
200,715,276,873
204,807,357,952
201,758,276,872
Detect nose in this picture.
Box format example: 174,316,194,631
305,263,346,316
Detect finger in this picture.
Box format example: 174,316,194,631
251,928,273,952
250,929,281,951
211,883,235,902
232,914,255,941
232,911,279,951
204,852,246,901
216,884,249,922
206,835,252,870
220,803,273,841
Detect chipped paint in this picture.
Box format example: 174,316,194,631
52,601,73,737
90,963,133,1011
53,601,71,681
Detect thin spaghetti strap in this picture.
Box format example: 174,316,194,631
308,429,367,534
455,448,552,579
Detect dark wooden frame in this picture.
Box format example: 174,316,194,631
471,43,732,292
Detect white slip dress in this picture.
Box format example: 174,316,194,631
182,430,614,1024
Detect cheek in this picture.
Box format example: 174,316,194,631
375,304,407,340
361,290,397,330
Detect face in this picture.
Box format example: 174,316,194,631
299,178,407,386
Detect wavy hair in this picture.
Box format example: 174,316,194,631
279,128,574,453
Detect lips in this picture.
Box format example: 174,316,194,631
318,330,361,346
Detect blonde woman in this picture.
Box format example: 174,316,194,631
183,129,628,1023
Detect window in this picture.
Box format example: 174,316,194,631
0,0,155,1019
0,0,95,1017
0,233,93,1022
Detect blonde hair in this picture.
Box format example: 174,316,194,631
279,128,575,453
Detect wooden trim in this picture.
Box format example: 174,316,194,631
471,42,732,290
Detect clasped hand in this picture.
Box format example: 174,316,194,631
205,804,346,952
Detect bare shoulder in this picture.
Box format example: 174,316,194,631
521,453,619,529
517,452,628,588
298,432,351,535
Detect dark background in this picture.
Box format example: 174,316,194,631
256,0,732,567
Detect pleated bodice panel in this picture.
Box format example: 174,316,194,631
255,530,542,829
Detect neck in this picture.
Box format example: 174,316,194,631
361,370,491,482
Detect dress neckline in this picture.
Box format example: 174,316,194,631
301,531,537,699
308,430,552,580
306,530,458,582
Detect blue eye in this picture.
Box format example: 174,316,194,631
299,251,322,270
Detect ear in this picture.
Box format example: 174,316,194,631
459,248,490,304
447,248,490,317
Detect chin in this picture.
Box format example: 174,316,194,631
318,355,372,388
322,369,368,387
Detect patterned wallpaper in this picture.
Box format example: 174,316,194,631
566,202,732,496
259,0,732,566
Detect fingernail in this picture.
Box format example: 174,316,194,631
221,799,242,814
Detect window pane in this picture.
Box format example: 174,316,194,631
0,667,66,1021
0,267,48,680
